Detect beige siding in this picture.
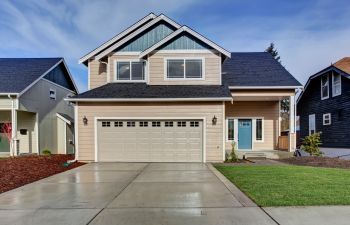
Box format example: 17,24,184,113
89,60,107,89
77,102,224,162
0,97,13,109
225,101,279,150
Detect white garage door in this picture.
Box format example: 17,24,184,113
97,120,203,162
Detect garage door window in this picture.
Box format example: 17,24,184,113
114,121,123,127
102,121,110,127
127,121,135,127
152,121,161,127
139,121,148,127
177,121,186,127
165,121,173,127
190,121,199,127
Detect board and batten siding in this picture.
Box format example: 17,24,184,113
225,101,279,150
77,102,224,162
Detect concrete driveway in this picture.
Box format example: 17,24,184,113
0,162,276,225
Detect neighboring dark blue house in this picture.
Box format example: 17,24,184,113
297,57,350,148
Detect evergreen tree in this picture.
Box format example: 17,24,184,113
265,42,281,63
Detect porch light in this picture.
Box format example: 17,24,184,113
83,116,88,126
212,115,217,125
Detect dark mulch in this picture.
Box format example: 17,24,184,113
278,156,350,169
0,154,85,193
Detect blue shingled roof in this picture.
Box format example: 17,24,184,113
222,52,302,87
0,58,63,93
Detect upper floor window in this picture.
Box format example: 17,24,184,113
321,75,329,100
116,61,145,81
49,88,56,100
166,58,203,79
332,73,341,97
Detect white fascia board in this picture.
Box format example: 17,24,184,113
65,97,233,102
229,86,303,90
79,13,157,64
56,113,72,125
0,93,18,96
94,15,181,61
139,26,231,58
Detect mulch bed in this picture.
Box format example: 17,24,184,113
0,154,85,193
278,156,350,169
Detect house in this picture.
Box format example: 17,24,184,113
68,13,302,162
297,57,350,148
0,58,78,156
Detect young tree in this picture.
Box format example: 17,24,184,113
265,42,281,63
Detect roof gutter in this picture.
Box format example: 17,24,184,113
229,86,303,90
0,93,19,96
65,97,233,102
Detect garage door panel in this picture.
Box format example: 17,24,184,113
97,120,202,162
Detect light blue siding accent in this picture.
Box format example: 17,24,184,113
160,34,212,50
118,23,175,52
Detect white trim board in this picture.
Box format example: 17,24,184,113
56,113,72,125
66,97,233,102
229,86,302,90
94,116,207,163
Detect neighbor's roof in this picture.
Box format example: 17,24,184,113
0,58,63,94
68,83,232,101
222,52,302,88
334,57,350,74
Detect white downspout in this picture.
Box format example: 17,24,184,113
67,103,78,163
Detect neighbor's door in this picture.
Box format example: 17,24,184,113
238,119,252,150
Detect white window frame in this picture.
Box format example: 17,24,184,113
332,72,341,97
309,114,316,135
323,113,331,126
226,118,235,141
321,75,329,100
49,88,56,100
225,117,264,144
254,118,264,142
164,57,205,81
114,59,147,82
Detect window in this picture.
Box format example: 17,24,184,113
323,113,331,125
190,121,199,127
114,121,123,127
152,121,161,127
177,121,186,127
166,59,203,79
321,75,329,99
256,119,263,141
227,119,234,141
127,121,135,127
332,73,341,97
116,61,145,81
139,121,148,127
309,114,316,135
49,88,56,100
102,121,110,127
165,121,173,127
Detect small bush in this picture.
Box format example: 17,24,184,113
42,149,52,156
301,132,323,156
225,141,239,162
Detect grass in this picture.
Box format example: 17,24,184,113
215,164,350,206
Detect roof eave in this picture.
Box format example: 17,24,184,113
229,86,303,90
65,97,232,102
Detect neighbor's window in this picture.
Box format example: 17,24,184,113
49,88,56,100
166,59,202,79
256,119,263,141
227,119,234,141
116,61,145,81
309,114,316,135
323,113,331,125
332,73,341,97
321,75,329,99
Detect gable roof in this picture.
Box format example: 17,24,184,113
68,83,232,102
334,57,350,74
79,13,157,65
139,26,231,58
222,52,302,88
0,58,79,95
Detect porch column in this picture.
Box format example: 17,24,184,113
10,99,17,156
289,95,296,152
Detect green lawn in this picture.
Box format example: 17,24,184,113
215,164,350,206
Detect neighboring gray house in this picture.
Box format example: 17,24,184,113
0,58,78,156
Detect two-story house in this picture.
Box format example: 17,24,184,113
0,58,78,156
297,57,350,148
68,13,302,162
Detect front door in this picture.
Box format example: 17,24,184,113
238,119,252,150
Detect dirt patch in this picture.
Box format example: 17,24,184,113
0,154,85,193
278,156,350,169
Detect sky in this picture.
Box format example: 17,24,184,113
0,0,349,92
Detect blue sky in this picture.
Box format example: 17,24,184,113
1,0,350,92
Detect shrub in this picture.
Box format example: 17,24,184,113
225,141,239,162
301,132,323,156
42,149,52,156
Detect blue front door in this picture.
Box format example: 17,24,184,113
238,119,252,150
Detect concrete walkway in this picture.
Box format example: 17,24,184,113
0,162,276,225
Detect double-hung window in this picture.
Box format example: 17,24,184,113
321,75,329,100
332,73,341,97
166,58,203,79
116,61,145,81
323,113,331,125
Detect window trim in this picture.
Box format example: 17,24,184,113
114,59,147,82
225,117,264,143
255,118,264,142
332,72,341,97
309,114,316,135
164,57,205,81
226,118,235,141
321,74,329,100
323,113,331,126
